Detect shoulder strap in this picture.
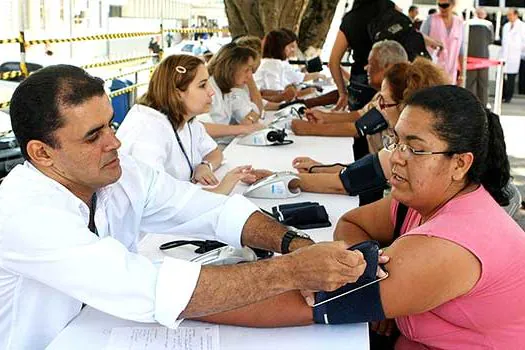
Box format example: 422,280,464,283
393,203,408,240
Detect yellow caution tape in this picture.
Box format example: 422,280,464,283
26,31,159,46
0,71,23,80
164,28,229,34
104,65,156,82
0,37,21,45
0,101,10,109
108,83,148,98
81,55,154,70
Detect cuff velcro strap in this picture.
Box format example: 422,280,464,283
339,153,387,196
355,107,388,136
313,240,386,324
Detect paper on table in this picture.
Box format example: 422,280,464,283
105,326,219,350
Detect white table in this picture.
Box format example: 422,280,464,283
48,122,368,350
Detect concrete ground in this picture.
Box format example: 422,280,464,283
498,95,525,230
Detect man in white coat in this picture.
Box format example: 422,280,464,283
501,8,525,103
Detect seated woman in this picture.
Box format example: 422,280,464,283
117,54,255,195
255,30,325,102
252,58,449,196
195,86,525,349
203,43,265,143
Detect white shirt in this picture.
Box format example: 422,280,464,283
501,19,525,73
208,77,260,126
254,58,305,90
117,104,218,181
0,156,257,349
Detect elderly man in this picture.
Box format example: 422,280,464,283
467,7,494,106
291,40,409,137
0,65,367,349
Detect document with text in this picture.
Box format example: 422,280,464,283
105,326,219,350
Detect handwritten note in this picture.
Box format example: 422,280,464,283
105,326,219,350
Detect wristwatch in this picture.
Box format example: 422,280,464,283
281,229,312,254
200,160,213,172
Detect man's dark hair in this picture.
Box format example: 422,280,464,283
9,64,105,160
409,5,418,12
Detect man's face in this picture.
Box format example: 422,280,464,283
47,95,122,196
409,8,419,19
366,50,384,90
507,10,518,23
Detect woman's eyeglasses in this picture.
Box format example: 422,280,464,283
438,3,450,9
378,94,398,110
382,133,454,160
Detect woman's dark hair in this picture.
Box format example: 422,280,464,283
280,28,298,43
405,85,511,205
9,64,105,160
262,30,294,60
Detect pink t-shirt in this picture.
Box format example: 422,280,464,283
390,186,525,350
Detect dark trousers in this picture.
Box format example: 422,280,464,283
466,68,489,106
503,73,517,102
519,59,525,94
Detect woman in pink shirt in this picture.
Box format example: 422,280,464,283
197,85,525,349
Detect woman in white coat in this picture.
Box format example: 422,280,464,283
501,8,525,102
117,54,256,194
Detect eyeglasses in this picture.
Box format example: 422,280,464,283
382,133,453,160
438,3,450,9
378,94,398,110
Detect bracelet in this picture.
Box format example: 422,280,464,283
200,160,213,172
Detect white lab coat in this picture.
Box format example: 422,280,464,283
501,19,525,73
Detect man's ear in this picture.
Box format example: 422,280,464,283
452,152,474,182
26,140,55,167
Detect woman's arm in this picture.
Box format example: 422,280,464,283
203,122,264,138
329,31,350,110
291,120,358,137
296,173,347,194
246,75,264,114
194,233,481,327
202,147,223,172
334,196,394,245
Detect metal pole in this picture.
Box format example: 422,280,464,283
69,0,74,59
494,60,504,115
18,0,28,77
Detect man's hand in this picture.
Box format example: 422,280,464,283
193,164,219,186
333,93,348,111
292,156,321,173
282,85,297,102
222,165,256,185
305,109,326,124
291,119,318,136
285,241,367,292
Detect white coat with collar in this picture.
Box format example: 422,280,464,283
501,19,525,73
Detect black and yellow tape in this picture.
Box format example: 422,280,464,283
108,83,148,98
81,55,155,70
0,101,10,109
0,37,21,45
104,66,156,82
164,28,229,34
0,71,23,80
26,31,159,46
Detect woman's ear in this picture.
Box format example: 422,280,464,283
452,152,474,181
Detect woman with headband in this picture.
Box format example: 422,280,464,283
117,54,256,194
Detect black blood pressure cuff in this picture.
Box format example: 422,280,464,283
339,153,387,196
313,241,386,324
272,202,331,229
355,108,389,137
347,81,377,110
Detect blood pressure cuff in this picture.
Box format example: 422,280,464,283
355,107,389,137
313,240,386,324
347,81,377,110
271,202,331,229
339,153,387,196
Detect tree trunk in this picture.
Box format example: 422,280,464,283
224,0,338,51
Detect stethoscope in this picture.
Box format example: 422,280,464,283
173,120,194,179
